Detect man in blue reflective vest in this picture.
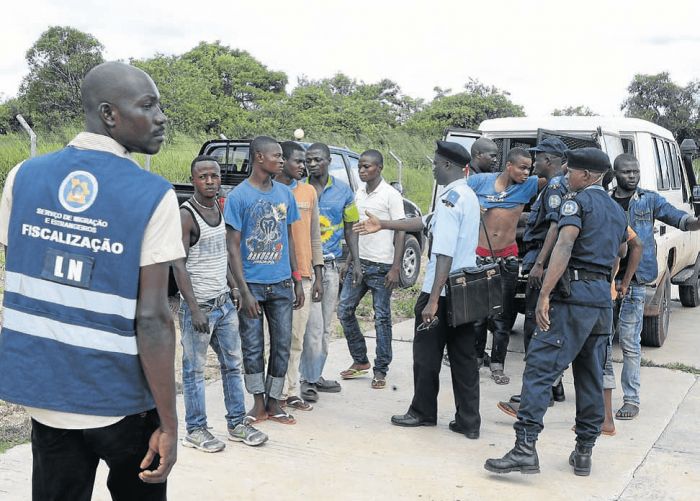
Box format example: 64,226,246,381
0,62,183,499
485,148,628,476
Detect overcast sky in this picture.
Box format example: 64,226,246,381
2,0,699,117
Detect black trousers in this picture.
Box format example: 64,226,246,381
523,283,539,352
474,258,519,365
409,292,481,432
32,409,166,501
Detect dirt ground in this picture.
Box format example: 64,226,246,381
0,267,421,451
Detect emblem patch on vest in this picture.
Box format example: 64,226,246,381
561,200,578,217
41,248,95,288
58,171,98,213
548,194,561,209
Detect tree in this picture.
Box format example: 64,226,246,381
404,79,525,137
552,105,597,116
182,42,287,111
622,73,700,141
19,26,104,129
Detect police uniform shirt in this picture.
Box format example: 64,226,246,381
555,185,627,307
421,178,479,295
0,132,185,430
524,175,569,244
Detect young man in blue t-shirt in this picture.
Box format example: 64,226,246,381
467,147,543,385
225,136,304,426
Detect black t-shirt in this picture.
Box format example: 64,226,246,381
612,193,633,279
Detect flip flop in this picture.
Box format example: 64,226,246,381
340,368,369,379
490,370,510,385
371,377,387,389
244,414,267,423
571,425,616,437
268,412,296,425
615,403,639,420
285,396,313,411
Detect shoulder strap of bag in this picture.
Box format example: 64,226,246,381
479,213,496,260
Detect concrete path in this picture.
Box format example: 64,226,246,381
1,304,699,500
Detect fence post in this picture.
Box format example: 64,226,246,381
15,114,36,158
389,150,403,186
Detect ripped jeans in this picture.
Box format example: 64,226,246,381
179,298,246,433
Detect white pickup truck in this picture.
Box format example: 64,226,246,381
442,116,700,347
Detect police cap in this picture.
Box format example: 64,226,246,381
566,147,611,172
436,140,471,166
528,137,568,157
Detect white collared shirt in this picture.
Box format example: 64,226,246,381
356,179,406,264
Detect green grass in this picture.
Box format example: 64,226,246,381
1,129,436,213
640,358,700,375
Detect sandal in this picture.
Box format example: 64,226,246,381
615,403,639,420
268,412,296,425
300,382,319,402
490,369,510,385
316,377,342,392
371,376,386,389
340,367,369,380
285,396,313,411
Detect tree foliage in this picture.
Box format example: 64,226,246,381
19,26,104,129
404,79,525,137
622,73,700,141
552,105,597,116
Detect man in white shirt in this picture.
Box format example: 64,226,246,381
337,150,405,389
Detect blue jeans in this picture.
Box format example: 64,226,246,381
179,298,245,433
301,263,340,383
238,281,294,400
337,260,393,376
616,283,645,406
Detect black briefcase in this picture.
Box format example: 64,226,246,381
445,262,503,327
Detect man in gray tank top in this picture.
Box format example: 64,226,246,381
172,156,268,451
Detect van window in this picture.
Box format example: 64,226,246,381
665,141,681,189
671,142,688,200
329,153,350,186
621,138,635,155
652,137,670,190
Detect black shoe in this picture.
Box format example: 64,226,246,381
484,438,540,474
569,443,592,476
509,394,521,403
448,420,479,439
552,381,566,402
391,412,436,428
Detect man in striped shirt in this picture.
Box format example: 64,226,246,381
172,156,268,451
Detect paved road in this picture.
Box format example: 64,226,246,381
1,298,698,500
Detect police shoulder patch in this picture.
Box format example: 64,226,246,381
560,200,579,216
547,194,561,209
442,190,460,207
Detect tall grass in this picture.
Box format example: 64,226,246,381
1,129,436,212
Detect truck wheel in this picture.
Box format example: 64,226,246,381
641,274,670,347
679,270,700,307
400,235,421,288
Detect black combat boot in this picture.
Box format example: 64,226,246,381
484,438,540,474
568,443,592,476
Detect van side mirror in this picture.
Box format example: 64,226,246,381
692,186,700,216
390,181,404,195
681,139,699,156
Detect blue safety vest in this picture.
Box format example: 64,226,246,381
0,146,171,416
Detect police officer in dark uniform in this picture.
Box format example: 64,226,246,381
485,148,628,477
499,137,568,416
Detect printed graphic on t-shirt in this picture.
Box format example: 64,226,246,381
245,200,288,264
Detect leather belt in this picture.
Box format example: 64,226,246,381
198,291,229,309
568,269,609,282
